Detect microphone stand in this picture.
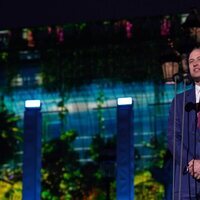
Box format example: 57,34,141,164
173,73,192,200
171,73,182,200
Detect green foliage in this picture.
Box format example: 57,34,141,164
0,100,22,165
57,99,69,121
86,134,116,198
96,90,106,134
90,134,105,162
42,130,82,199
134,170,164,200
90,134,116,164
0,52,8,62
41,47,92,92
0,51,21,93
142,133,168,169
40,39,163,94
0,179,22,200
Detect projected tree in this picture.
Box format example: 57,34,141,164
0,97,21,165
0,96,22,199
42,130,82,199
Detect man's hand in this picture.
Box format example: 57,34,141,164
188,159,200,179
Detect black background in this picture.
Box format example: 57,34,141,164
0,0,200,29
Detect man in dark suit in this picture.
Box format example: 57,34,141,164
168,47,200,199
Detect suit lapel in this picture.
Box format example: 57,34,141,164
186,87,195,105
185,87,196,129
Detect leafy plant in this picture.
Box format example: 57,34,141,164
42,130,83,199
0,97,22,165
134,170,164,200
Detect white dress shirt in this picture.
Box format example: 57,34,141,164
196,85,200,103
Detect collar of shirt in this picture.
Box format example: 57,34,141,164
195,85,200,103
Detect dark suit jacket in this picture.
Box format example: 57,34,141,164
168,86,200,199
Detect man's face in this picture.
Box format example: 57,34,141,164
189,49,200,82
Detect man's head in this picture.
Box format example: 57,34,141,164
189,48,200,84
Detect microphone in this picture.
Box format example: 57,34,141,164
183,73,193,86
172,72,193,85
172,73,183,84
